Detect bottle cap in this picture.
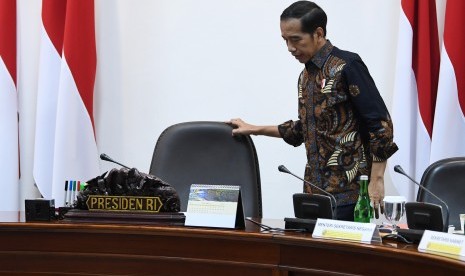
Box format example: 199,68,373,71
360,175,369,181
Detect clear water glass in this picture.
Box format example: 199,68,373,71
383,196,406,235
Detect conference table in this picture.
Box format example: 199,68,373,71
0,217,464,275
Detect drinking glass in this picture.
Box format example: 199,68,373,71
383,196,406,235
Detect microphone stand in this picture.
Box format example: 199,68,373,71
278,165,338,220
100,153,130,169
394,165,450,232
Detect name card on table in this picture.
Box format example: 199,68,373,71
184,184,245,229
312,218,376,243
86,195,163,212
418,230,465,257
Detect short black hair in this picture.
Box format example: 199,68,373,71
280,1,327,36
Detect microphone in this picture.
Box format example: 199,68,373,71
278,165,338,218
100,153,130,169
394,165,450,231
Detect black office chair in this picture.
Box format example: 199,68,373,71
149,121,262,218
417,157,465,229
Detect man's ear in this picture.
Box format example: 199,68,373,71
314,27,325,40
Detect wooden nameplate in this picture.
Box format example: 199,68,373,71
62,209,185,226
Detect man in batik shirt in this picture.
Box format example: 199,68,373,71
229,1,398,220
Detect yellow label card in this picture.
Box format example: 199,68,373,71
322,230,363,241
419,230,465,257
312,218,376,243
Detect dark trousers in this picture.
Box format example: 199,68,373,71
336,204,356,221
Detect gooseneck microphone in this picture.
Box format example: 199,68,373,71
394,165,450,229
278,165,338,218
100,153,130,169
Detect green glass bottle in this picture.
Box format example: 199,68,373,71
354,175,373,223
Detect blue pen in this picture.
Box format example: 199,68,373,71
67,181,73,207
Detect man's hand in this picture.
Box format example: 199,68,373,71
227,118,256,136
368,161,387,219
368,176,385,219
226,118,281,138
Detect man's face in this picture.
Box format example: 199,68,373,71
280,18,320,64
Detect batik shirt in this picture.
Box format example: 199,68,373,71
278,40,398,206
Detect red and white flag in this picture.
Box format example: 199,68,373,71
390,0,440,201
0,0,19,221
430,0,465,162
51,0,100,207
33,0,67,200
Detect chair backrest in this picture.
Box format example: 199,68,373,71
149,121,262,218
418,157,465,229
